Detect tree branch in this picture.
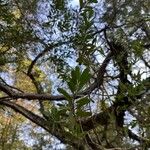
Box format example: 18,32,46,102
0,99,87,149
128,129,150,147
0,100,49,131
0,52,112,101
82,52,112,95
141,56,150,69
27,41,70,75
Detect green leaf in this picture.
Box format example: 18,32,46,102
131,40,144,57
75,66,81,80
130,120,137,129
76,97,91,108
79,0,84,8
43,22,51,27
76,109,92,117
47,106,60,121
58,108,68,117
86,6,94,19
67,80,76,93
71,66,81,82
88,0,98,3
58,88,72,101
67,66,81,93
78,68,91,90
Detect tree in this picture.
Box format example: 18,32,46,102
0,0,150,149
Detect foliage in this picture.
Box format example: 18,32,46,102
0,0,150,149
0,109,32,150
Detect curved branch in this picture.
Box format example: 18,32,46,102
27,41,70,75
0,52,112,101
0,100,87,149
0,100,49,131
25,71,48,118
82,52,112,94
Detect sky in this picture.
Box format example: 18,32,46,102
72,0,79,6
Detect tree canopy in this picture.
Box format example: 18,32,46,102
0,0,150,149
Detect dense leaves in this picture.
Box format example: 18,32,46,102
0,0,150,149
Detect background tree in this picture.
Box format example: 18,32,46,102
0,0,150,149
